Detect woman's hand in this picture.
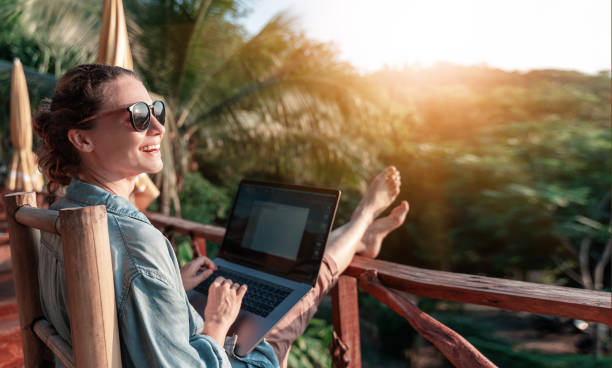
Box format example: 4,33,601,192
202,277,248,345
180,256,217,292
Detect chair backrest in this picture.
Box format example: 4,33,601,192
4,192,122,368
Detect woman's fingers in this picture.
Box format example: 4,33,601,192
197,268,215,282
209,276,247,299
212,276,225,286
191,256,216,271
237,284,248,299
199,256,217,270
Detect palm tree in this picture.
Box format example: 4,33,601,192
0,0,100,76
2,0,386,215
125,0,384,215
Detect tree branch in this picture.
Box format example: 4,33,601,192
579,237,593,290
594,238,611,291
551,255,584,286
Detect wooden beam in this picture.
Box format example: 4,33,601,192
145,211,225,243
191,236,207,257
135,217,612,325
14,206,60,235
360,270,497,368
60,206,122,368
346,256,611,325
331,275,361,368
4,192,51,367
33,319,74,368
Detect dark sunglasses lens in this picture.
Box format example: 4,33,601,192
131,102,150,130
152,100,165,125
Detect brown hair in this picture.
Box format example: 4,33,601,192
34,64,138,193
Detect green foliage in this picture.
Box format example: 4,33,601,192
124,0,379,198
1,0,609,280
373,301,415,357
288,318,332,368
430,311,611,368
0,0,99,76
179,171,232,226
470,337,611,368
371,66,611,280
172,171,232,263
1,2,610,364
176,237,194,267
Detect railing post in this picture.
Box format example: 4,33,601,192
331,275,361,368
5,192,51,367
60,206,122,368
191,235,207,257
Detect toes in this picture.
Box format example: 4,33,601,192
384,166,398,179
390,201,407,214
383,166,394,176
390,201,409,219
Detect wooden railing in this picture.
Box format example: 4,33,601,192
144,211,612,368
1,197,609,367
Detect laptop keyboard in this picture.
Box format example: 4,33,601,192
194,267,292,317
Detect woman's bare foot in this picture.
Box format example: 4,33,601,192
323,166,403,274
352,166,401,222
358,200,409,258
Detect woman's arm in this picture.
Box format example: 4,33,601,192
202,276,248,345
180,258,247,344
123,272,231,367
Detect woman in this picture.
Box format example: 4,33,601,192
34,64,409,367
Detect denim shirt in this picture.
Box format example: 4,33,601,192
39,179,279,368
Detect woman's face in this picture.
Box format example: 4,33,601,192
81,75,165,179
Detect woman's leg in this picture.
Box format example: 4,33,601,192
266,167,409,366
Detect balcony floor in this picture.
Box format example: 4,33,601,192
0,268,23,368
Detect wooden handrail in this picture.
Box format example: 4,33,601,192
141,212,612,368
145,211,225,243
4,192,122,368
346,256,611,325
4,192,49,367
331,276,361,367
32,319,73,367
2,201,609,367
14,206,60,235
142,214,611,325
359,270,497,368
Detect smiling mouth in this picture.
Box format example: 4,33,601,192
141,144,160,152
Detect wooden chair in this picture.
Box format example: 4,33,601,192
5,192,121,368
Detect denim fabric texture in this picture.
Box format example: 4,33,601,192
38,178,279,368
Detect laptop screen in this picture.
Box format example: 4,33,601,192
220,180,340,285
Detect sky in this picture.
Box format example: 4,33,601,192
240,0,611,74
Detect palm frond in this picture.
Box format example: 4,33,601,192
13,0,100,75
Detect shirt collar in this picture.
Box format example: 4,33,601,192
64,178,151,224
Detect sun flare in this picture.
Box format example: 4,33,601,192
244,0,610,74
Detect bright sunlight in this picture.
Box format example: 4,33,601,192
243,0,611,73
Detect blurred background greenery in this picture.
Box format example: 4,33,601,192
0,0,609,366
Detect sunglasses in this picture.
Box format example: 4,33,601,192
77,100,166,131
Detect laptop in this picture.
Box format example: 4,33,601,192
192,179,341,356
